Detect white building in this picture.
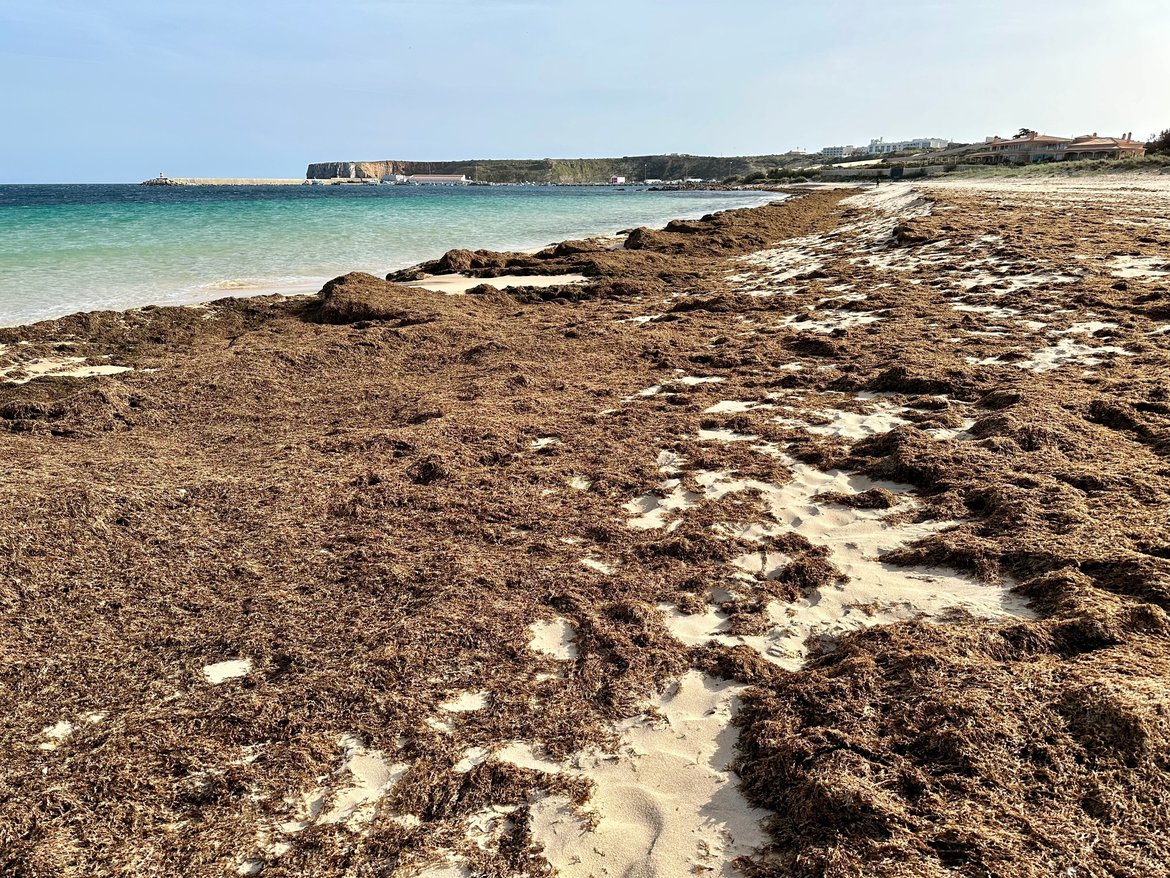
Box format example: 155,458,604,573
865,137,949,155
407,174,471,185
610,175,627,185
823,137,949,158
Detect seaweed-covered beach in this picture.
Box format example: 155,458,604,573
3,175,1170,877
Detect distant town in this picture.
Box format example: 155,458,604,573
305,129,1153,186
819,137,950,158
142,128,1158,187
820,130,1147,164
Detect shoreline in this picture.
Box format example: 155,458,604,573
4,177,1170,876
0,186,782,330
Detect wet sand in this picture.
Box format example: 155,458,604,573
3,176,1170,877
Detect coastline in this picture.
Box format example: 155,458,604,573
4,177,1170,876
0,185,782,329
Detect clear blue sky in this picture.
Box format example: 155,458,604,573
1,0,1166,182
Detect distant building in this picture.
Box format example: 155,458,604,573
1064,132,1146,161
610,175,627,185
971,131,1146,164
821,137,948,158
407,174,470,185
865,137,949,155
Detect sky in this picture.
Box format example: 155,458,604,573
1,0,1167,182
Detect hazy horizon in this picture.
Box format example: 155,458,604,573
2,0,1167,183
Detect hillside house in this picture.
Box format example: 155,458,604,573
1064,133,1147,161
971,131,1146,164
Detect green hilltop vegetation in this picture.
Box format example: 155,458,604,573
305,153,816,183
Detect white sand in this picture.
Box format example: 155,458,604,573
494,740,565,773
772,399,910,439
969,336,1133,372
438,690,488,712
617,313,666,324
1059,321,1118,335
202,658,252,684
1108,255,1169,279
38,720,75,751
528,618,579,661
629,374,724,401
776,309,882,334
729,549,792,579
623,478,703,530
403,273,588,295
704,399,774,414
453,747,490,773
637,429,1034,668
696,427,757,443
239,734,408,874
425,716,455,734
306,735,406,828
1019,338,1133,372
727,233,829,292
505,671,771,877
580,556,616,575
1,356,132,384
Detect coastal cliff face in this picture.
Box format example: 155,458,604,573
305,154,802,183
304,159,555,181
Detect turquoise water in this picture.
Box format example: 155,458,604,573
0,184,779,327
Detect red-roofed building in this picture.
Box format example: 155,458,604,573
1065,133,1147,161
970,130,1146,164
977,132,1070,163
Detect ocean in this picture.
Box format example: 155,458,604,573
0,184,779,327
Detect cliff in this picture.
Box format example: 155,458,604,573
305,154,807,183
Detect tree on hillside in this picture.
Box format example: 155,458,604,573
1017,128,1038,138
1147,129,1170,155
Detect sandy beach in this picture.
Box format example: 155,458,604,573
3,174,1170,877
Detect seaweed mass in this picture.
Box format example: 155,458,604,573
3,176,1170,877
